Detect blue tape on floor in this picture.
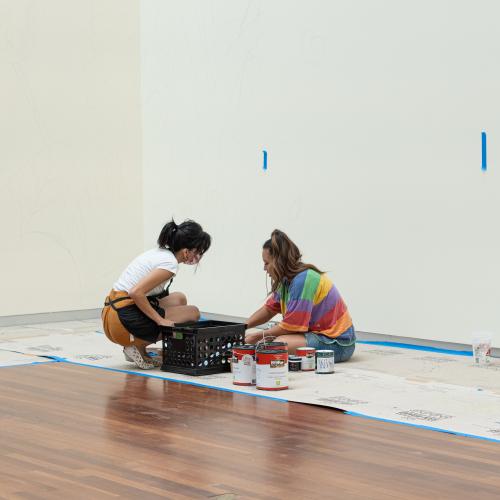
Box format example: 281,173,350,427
345,410,500,444
357,341,472,356
60,360,287,402
40,355,68,362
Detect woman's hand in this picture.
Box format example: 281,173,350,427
157,318,175,327
245,328,265,345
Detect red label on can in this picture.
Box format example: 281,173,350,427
232,346,256,386
256,349,288,390
295,347,316,370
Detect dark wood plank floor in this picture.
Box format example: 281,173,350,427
0,363,499,499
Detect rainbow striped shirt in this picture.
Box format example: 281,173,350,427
265,269,352,338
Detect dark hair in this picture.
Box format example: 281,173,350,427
158,219,211,255
263,229,323,293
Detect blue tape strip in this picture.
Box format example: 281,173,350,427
357,340,472,356
262,150,268,171
482,131,487,171
60,360,287,402
345,410,500,444
40,355,68,362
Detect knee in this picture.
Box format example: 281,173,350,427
171,292,187,306
188,305,200,321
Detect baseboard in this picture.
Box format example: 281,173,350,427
0,309,101,327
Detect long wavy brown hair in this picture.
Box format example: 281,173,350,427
263,229,323,293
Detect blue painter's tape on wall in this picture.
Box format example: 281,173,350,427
482,131,487,171
263,150,268,171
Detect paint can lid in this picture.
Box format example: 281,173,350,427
233,345,256,351
257,349,288,355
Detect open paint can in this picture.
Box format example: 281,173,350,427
315,350,335,374
256,349,288,390
232,345,256,385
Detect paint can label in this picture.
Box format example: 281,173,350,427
315,350,335,374
300,355,315,371
256,350,288,390
296,347,316,371
232,354,255,385
288,356,302,371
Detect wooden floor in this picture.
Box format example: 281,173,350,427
0,363,499,499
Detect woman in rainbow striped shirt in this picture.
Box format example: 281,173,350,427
245,230,355,362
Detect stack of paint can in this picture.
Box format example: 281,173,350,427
232,342,334,389
232,342,290,389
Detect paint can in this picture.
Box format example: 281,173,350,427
315,350,335,374
296,347,316,371
256,349,288,390
288,356,302,371
256,341,288,351
232,345,256,386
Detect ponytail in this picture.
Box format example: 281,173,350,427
157,220,178,250
158,219,211,255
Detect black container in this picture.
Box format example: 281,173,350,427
161,320,246,376
288,356,302,371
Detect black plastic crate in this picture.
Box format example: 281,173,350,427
160,320,246,376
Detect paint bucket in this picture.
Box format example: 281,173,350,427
256,349,288,390
315,350,335,374
471,332,492,365
296,347,316,371
256,341,288,351
288,356,302,371
232,345,256,386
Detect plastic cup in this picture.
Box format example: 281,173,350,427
471,332,492,365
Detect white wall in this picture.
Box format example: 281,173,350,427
0,0,142,315
141,0,500,346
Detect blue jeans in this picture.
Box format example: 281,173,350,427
305,325,356,363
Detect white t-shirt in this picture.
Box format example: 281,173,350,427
113,248,178,296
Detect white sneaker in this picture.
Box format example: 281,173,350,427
123,348,134,363
123,345,155,370
123,348,162,367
